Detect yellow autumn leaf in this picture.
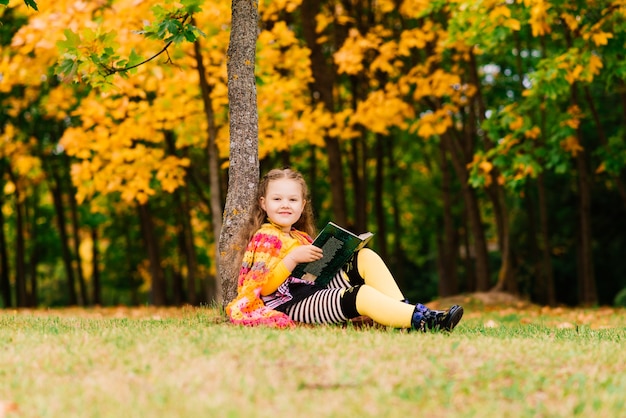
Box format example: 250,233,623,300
479,160,493,174
560,136,584,157
565,65,583,84
506,19,521,31
591,31,613,46
588,54,603,76
529,0,552,36
509,116,524,131
525,126,541,139
490,5,511,19
315,12,333,34
561,13,578,31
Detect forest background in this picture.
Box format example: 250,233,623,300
1,0,626,310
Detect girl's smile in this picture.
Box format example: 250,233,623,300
260,178,306,232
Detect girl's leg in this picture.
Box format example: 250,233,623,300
345,248,405,300
354,285,414,328
282,285,413,327
282,283,463,331
283,288,350,325
350,285,464,331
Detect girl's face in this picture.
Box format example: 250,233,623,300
260,178,306,232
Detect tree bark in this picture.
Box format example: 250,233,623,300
220,0,261,305
193,33,224,304
91,226,102,306
66,158,88,305
27,190,39,306
49,170,78,305
442,131,490,291
374,134,388,260
438,139,459,296
6,167,28,306
0,162,12,307
572,86,597,305
537,173,556,306
137,203,167,305
467,50,514,294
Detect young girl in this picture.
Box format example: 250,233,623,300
226,168,463,331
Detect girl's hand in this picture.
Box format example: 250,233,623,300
283,245,323,270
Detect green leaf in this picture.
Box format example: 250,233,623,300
1,0,10,7
24,0,38,10
127,49,143,67
183,30,197,42
57,29,81,51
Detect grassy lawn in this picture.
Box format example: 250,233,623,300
1,301,625,418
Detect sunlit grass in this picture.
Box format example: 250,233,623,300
1,305,625,417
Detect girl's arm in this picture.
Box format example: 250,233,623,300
260,244,324,295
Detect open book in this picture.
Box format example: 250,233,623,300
291,222,374,286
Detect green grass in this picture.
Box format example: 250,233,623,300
1,306,625,417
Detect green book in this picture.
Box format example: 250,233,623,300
291,222,374,286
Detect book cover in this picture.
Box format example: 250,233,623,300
291,222,374,286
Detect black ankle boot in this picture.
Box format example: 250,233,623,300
412,304,464,332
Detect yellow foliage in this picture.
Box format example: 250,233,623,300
370,41,401,75
561,13,579,31
398,24,436,54
560,136,584,157
328,109,360,141
399,0,431,19
588,54,603,76
589,31,613,47
334,28,380,75
509,116,524,131
377,0,396,14
259,0,302,20
527,0,552,36
565,65,584,84
315,12,333,34
525,126,541,139
415,107,454,139
351,89,413,134
479,160,493,174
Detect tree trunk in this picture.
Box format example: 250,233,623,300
220,0,261,305
193,33,224,304
300,0,348,227
467,51,514,294
165,132,200,305
91,226,102,306
137,203,167,305
585,86,626,209
537,173,556,306
374,134,388,260
27,190,39,306
6,167,28,306
575,135,597,305
49,170,78,305
442,131,490,291
66,163,88,305
489,186,516,294
0,162,12,307
438,139,459,296
571,86,597,305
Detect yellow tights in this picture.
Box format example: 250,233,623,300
352,248,414,328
